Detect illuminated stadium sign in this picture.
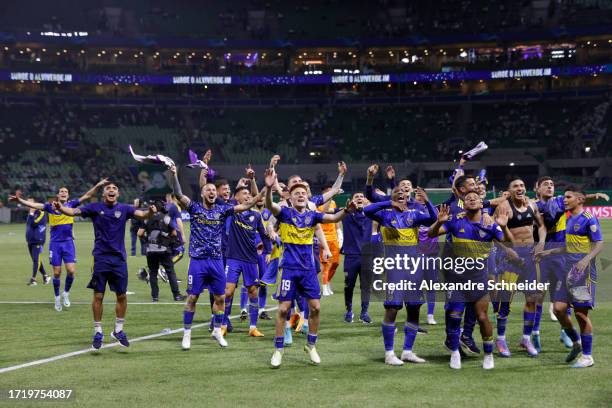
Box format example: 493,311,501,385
2,64,609,86
9,72,73,82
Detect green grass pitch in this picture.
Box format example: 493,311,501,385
1,220,611,408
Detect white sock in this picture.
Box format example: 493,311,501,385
385,350,395,357
55,295,60,301
249,325,256,330
115,318,125,333
285,321,291,329
184,328,191,335
533,330,540,335
497,335,506,340
94,321,102,334
522,334,530,341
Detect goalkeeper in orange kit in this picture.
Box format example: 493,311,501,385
318,184,343,296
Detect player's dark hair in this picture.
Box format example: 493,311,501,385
215,179,229,189
103,181,119,190
58,186,70,193
455,175,474,189
508,176,523,186
352,191,364,197
234,186,249,195
537,176,553,185
564,185,585,196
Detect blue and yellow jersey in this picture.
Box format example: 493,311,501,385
277,206,324,270
43,199,80,242
261,207,282,260
439,214,504,258
536,196,566,243
566,210,602,260
25,210,47,244
363,200,436,246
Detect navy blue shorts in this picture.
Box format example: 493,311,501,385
225,258,259,287
187,258,225,296
49,240,76,266
88,257,128,294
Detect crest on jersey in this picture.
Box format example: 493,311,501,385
517,214,522,220
292,217,298,224
305,215,312,224
479,230,487,238
114,211,122,218
249,215,255,222
405,218,413,227
214,212,220,219
391,219,397,225
590,224,598,233
100,211,105,215
574,224,580,232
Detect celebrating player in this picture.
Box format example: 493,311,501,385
265,169,354,368
168,165,263,350
364,187,437,366
341,192,373,323
428,192,513,369
493,177,547,357
23,196,50,286
54,181,154,349
536,186,603,368
9,179,108,311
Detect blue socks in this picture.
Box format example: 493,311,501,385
445,309,462,352
307,333,317,346
523,311,535,336
274,336,284,349
533,304,543,333
581,333,592,355
258,286,267,309
403,322,418,351
52,278,60,297
183,310,194,329
64,275,74,293
248,297,258,327
382,322,396,351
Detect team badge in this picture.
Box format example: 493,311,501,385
405,218,413,227
590,224,598,233
114,211,122,218
574,224,580,232
292,217,298,224
100,211,105,215
214,212,220,219
391,219,397,225
479,230,487,238
305,215,312,224
249,215,255,222
517,214,522,220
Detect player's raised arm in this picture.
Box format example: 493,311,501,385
531,201,547,253
320,161,347,204
198,149,212,190
9,191,45,210
585,192,610,203
168,165,191,208
415,187,437,223
494,212,514,242
133,204,155,220
53,201,81,216
428,204,450,237
321,199,356,224
245,164,259,196
264,169,282,216
78,178,109,203
234,189,265,214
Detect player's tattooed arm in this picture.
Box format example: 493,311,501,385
9,191,45,210
488,191,510,207
428,204,449,238
264,169,282,216
78,178,109,203
495,212,514,242
53,201,80,216
320,161,347,204
168,165,191,208
134,204,156,220
234,189,265,214
321,199,356,224
585,192,610,203
531,202,546,254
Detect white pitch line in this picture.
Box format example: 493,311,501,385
0,306,278,374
